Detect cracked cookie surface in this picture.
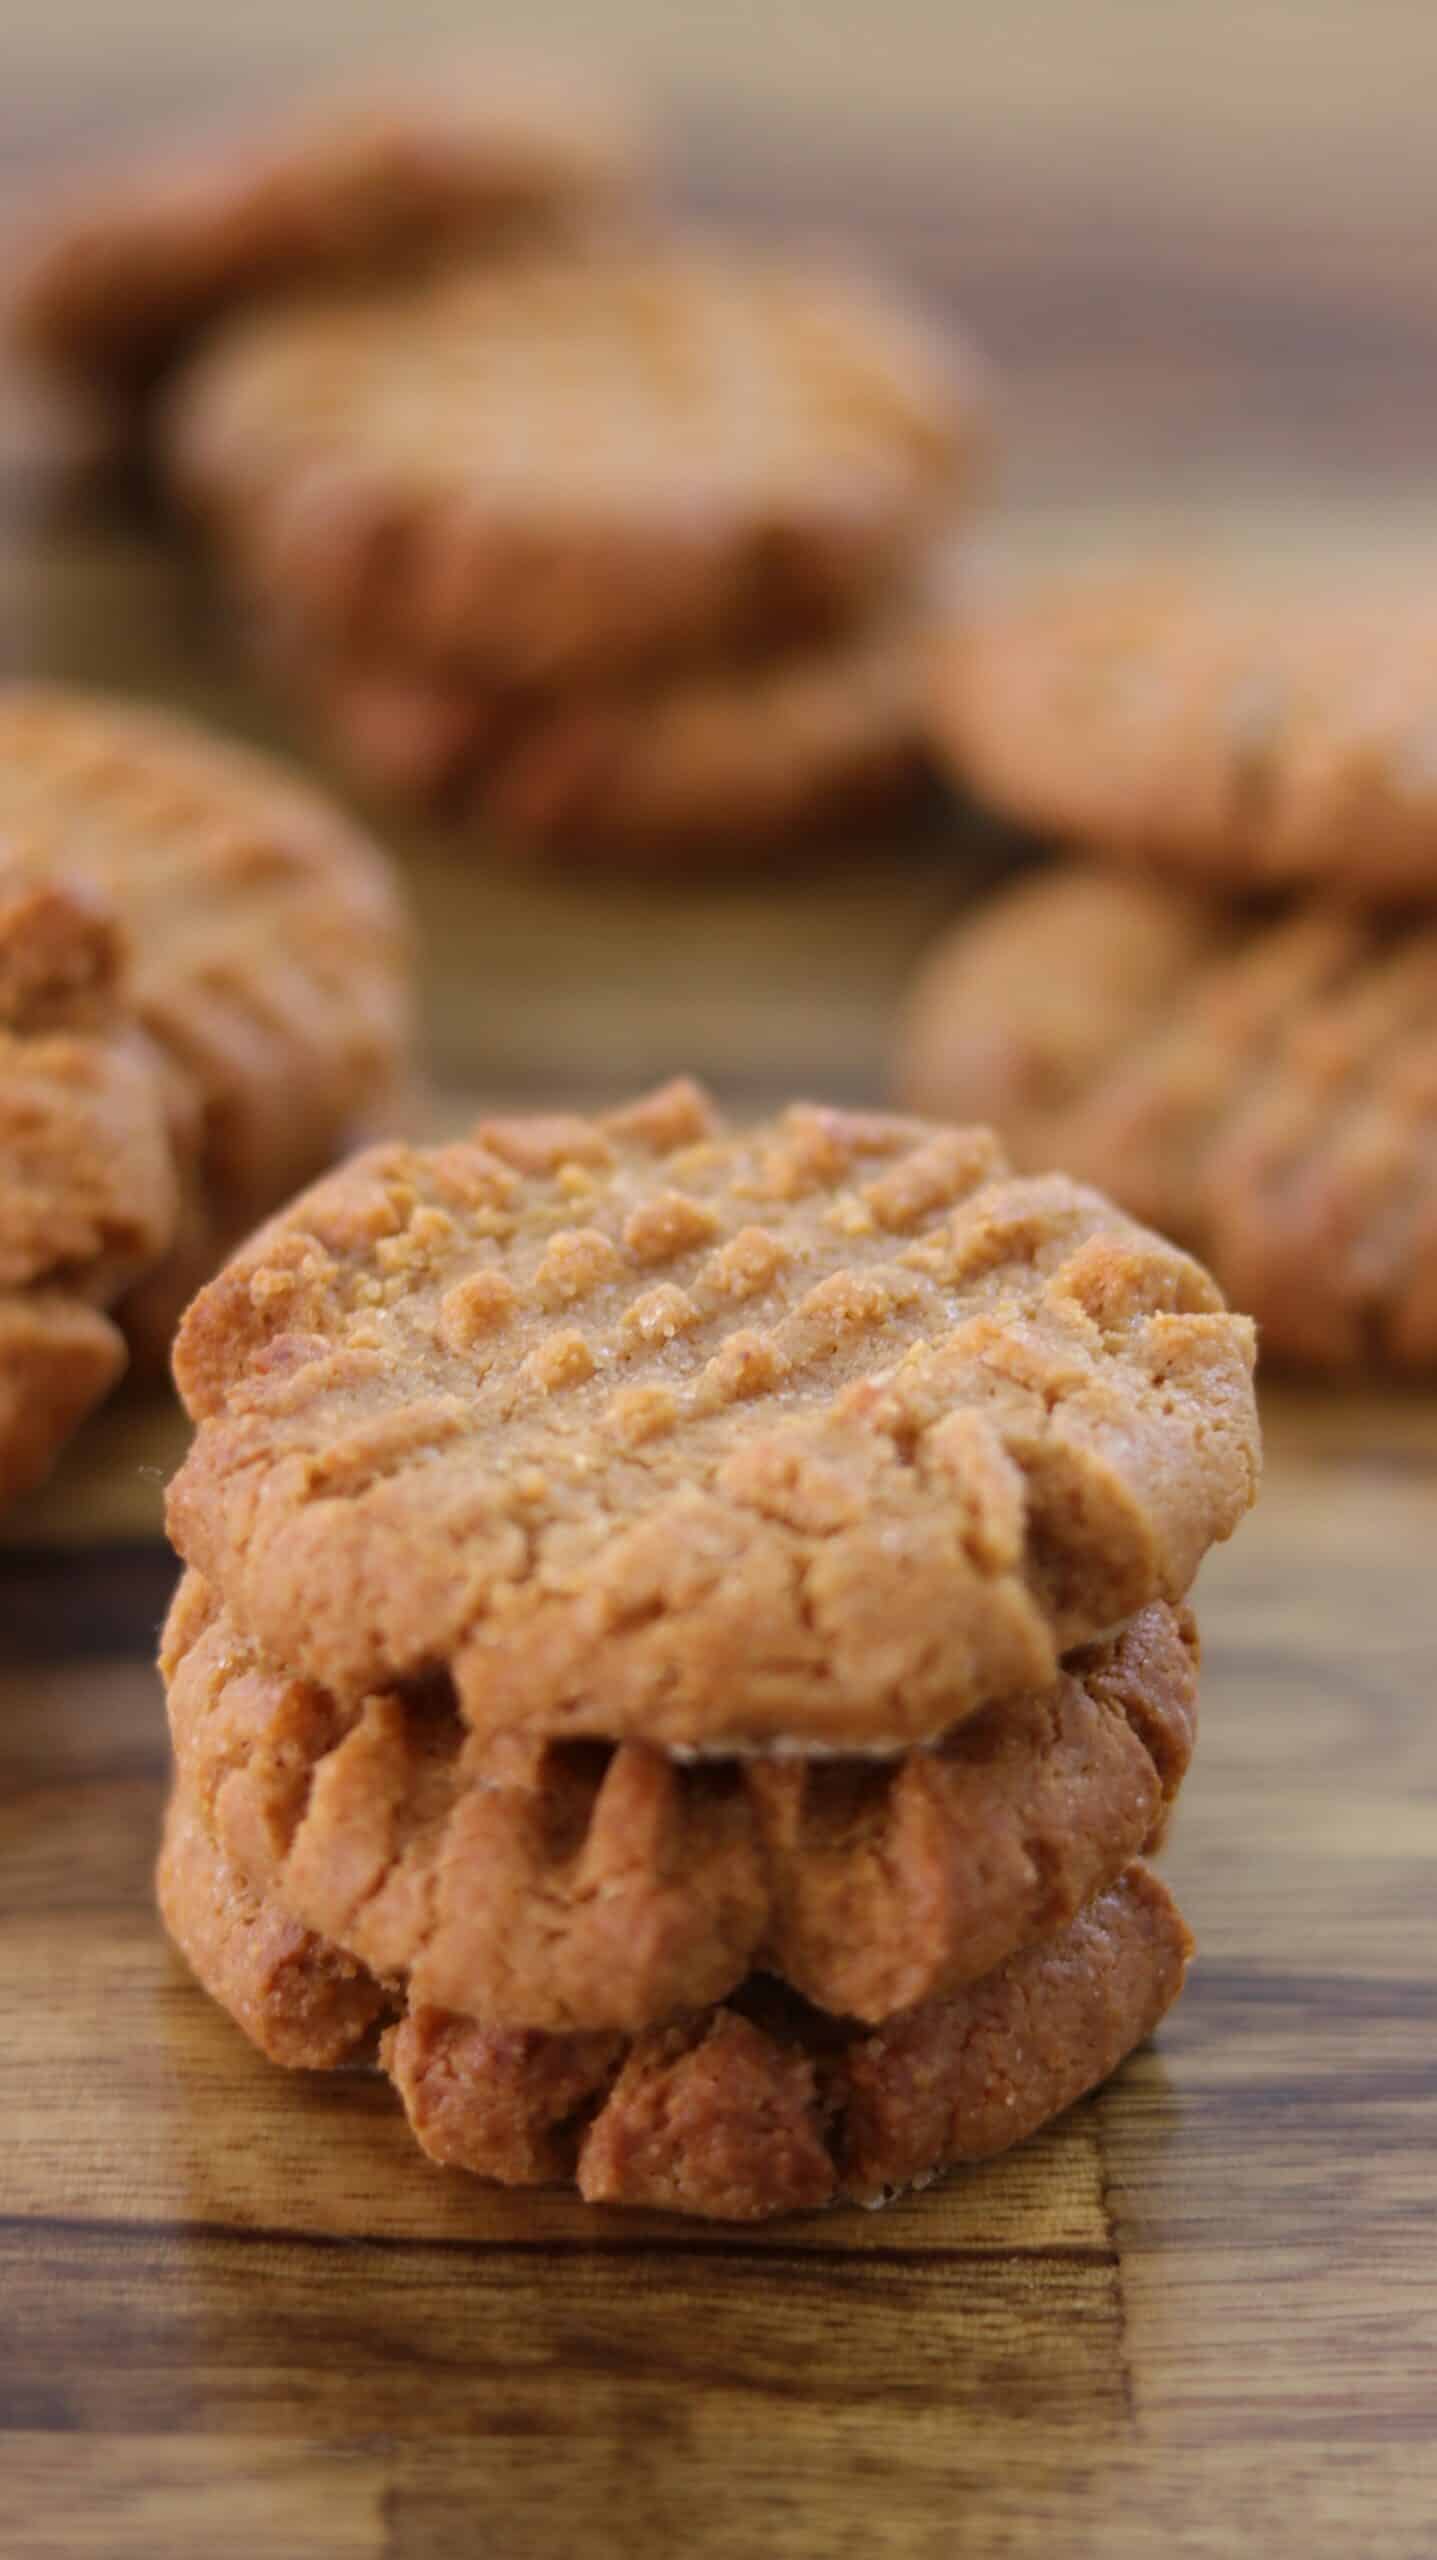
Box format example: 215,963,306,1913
898,865,1437,1369
168,1081,1258,1751
0,685,412,1364
930,566,1437,899
165,240,982,689
164,1567,1198,2032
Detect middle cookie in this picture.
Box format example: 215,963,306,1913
164,1570,1198,2035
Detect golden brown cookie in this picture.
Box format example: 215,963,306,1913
166,1082,1258,1753
929,566,1437,900
163,1563,1198,2032
266,603,928,859
897,865,1437,1370
0,869,178,1502
156,1787,1191,2217
9,63,646,407
0,685,412,1366
165,239,983,689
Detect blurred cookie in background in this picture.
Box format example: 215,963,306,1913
928,562,1437,903
0,868,177,1505
0,685,413,1373
7,60,650,425
164,235,986,692
896,863,1437,1370
263,585,934,862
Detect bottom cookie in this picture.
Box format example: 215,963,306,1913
262,604,928,862
157,1789,1191,2220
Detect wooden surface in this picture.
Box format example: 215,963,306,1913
4,11,1437,2553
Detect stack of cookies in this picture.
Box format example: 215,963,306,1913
160,239,984,859
157,1082,1259,2218
11,69,988,862
902,565,1437,1369
0,684,412,1503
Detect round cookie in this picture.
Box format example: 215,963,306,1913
164,1564,1198,2033
0,685,412,1364
156,1792,1192,2218
9,63,646,406
929,565,1437,900
0,869,177,1503
267,604,928,860
167,1081,1259,1754
897,866,1437,1370
165,239,983,689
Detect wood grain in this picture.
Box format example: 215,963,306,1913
3,9,1437,2552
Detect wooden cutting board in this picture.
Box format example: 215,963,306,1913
2,16,1436,2554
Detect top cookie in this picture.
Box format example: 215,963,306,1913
930,565,1437,900
9,64,646,403
0,685,412,1359
164,239,984,687
168,1082,1258,1753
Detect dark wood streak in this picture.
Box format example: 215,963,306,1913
0,1544,179,1666
0,2210,1118,2269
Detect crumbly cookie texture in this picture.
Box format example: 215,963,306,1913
163,1565,1197,2033
156,1791,1191,2218
9,64,647,403
164,240,983,689
0,685,412,1365
265,603,928,860
898,865,1437,1370
930,566,1437,900
0,869,177,1502
168,1083,1258,1752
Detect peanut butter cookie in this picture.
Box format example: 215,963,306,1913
0,868,176,1502
165,240,982,688
930,566,1437,900
0,685,412,1365
898,865,1437,1368
163,1564,1198,2033
167,1082,1258,1753
268,603,928,859
157,1789,1191,2219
